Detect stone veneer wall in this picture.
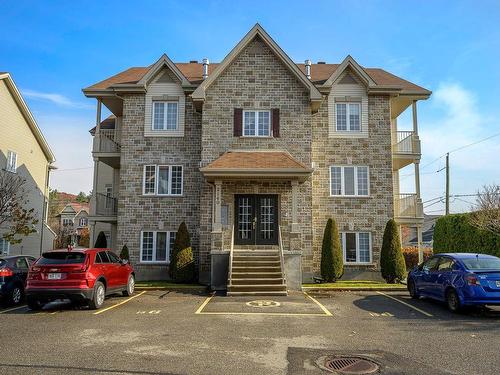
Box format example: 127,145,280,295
117,91,202,281
310,94,394,280
198,36,313,283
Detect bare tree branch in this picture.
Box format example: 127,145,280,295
469,184,500,236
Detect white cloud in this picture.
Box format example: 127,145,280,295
21,89,93,109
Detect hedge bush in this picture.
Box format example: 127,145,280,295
433,213,500,257
380,219,406,283
120,245,129,261
402,246,433,270
169,222,195,283
320,218,343,282
94,231,107,248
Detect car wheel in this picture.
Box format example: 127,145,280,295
446,289,461,313
27,296,43,311
408,279,419,299
123,275,135,297
10,285,24,305
88,281,106,310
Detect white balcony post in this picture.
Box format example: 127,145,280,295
96,99,102,132
417,225,423,263
412,100,418,134
414,161,421,199
291,180,300,233
90,158,99,216
213,181,222,233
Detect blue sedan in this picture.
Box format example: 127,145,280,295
407,253,500,312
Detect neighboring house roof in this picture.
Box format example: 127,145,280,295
0,72,56,163
57,202,90,217
200,150,313,181
89,115,116,135
409,214,442,244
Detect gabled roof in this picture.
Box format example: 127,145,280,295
137,54,191,87
191,24,322,104
322,55,376,87
0,72,55,163
57,202,89,216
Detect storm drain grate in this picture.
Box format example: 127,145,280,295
318,356,380,374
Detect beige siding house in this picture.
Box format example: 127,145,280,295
0,72,56,257
83,25,430,294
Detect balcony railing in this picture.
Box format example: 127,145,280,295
95,192,117,216
393,131,419,154
93,129,121,153
395,193,423,219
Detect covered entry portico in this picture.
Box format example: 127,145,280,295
200,150,313,293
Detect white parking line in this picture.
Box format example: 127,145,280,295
0,305,27,314
376,291,433,317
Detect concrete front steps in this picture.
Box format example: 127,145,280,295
227,251,287,296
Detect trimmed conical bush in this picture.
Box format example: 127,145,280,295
169,222,195,283
380,219,406,283
94,231,107,248
321,218,343,282
120,244,129,261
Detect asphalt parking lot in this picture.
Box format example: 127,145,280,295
0,290,499,375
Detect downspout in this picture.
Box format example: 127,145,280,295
39,162,54,255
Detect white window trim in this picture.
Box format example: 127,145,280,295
341,232,372,264
335,102,361,132
6,150,17,173
142,165,183,196
62,218,73,226
140,230,176,264
79,218,88,227
242,110,272,137
0,239,10,255
329,165,370,197
152,101,179,131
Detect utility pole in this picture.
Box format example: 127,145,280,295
445,153,450,215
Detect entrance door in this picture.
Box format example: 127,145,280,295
235,195,278,246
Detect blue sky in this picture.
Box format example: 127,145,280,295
1,0,499,214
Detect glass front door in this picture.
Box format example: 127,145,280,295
234,194,278,245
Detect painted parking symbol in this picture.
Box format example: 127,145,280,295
246,300,281,308
136,310,161,315
369,312,394,317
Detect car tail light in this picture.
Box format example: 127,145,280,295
0,268,13,277
466,274,481,286
71,256,91,273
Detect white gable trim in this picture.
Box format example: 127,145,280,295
138,54,190,87
192,24,322,104
323,55,376,88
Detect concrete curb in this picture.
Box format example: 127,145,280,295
136,286,208,292
302,287,407,292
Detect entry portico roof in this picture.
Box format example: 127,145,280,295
200,150,313,181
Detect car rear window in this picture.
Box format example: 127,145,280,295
38,252,86,264
462,257,500,270
0,259,6,267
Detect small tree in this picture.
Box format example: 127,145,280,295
75,191,89,203
120,244,129,261
380,219,406,283
169,222,195,283
469,184,500,236
78,227,90,247
321,218,343,282
94,231,107,248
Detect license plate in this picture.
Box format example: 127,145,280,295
496,281,500,288
48,273,62,280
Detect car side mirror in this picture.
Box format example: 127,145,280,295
422,266,429,274
120,259,129,265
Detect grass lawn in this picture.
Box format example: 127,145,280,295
136,280,207,289
302,280,407,289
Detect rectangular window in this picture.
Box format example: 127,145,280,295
152,101,178,131
79,218,88,226
341,232,372,264
6,151,17,172
141,231,176,263
243,110,271,137
0,238,10,255
144,165,156,195
62,218,73,226
143,165,183,196
330,166,369,197
336,102,361,132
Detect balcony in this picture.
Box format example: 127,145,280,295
90,192,118,222
394,193,424,224
392,131,421,170
92,129,121,168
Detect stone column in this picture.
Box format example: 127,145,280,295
213,181,222,233
291,180,300,233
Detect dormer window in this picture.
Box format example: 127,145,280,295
336,102,361,132
152,101,178,131
243,110,271,137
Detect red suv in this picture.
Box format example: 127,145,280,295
26,248,135,310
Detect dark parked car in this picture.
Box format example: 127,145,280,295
0,255,37,305
26,248,135,310
407,253,500,312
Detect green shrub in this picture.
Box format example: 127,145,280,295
120,244,129,260
94,231,107,248
321,218,343,282
380,219,406,283
434,214,500,257
169,222,195,283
